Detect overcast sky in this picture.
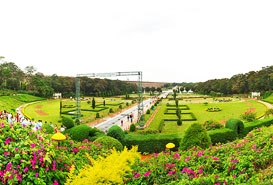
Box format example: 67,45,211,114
1,0,273,83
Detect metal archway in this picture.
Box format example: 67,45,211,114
75,71,144,125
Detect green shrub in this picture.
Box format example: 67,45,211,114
240,108,257,122
129,124,136,132
75,118,80,125
177,119,182,126
225,118,244,137
62,116,75,129
96,112,100,118
69,125,91,142
89,127,105,141
107,125,125,145
125,133,182,153
208,128,237,144
42,123,54,134
180,123,212,150
203,120,224,131
146,109,151,114
94,136,123,151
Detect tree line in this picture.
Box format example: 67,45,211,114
1,56,272,97
163,65,273,96
0,57,138,98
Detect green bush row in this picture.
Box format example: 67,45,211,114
125,133,182,153
124,117,273,153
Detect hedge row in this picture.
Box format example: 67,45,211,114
125,117,273,153
124,133,182,153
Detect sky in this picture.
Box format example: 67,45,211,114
1,0,273,83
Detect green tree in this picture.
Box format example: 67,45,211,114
92,97,96,109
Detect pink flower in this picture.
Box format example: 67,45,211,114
53,180,59,185
144,170,152,177
72,148,79,153
23,167,29,173
16,174,22,182
35,173,39,177
30,143,36,148
4,137,11,145
185,156,191,162
212,157,219,161
4,151,9,157
197,150,204,157
173,152,180,160
134,173,141,178
168,170,176,175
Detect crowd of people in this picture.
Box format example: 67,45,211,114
0,108,65,133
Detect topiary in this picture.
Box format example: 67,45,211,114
61,117,75,129
180,123,212,150
89,127,105,141
107,125,125,145
69,124,91,142
225,118,244,137
94,136,123,151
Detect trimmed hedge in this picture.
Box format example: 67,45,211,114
208,128,237,144
125,133,182,153
68,124,91,142
242,117,273,137
225,118,244,137
94,136,123,151
107,125,125,145
180,123,211,150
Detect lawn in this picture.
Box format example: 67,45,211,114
22,97,136,125
147,98,268,134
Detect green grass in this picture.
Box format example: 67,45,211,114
22,99,61,124
264,94,273,104
147,98,268,134
0,94,45,114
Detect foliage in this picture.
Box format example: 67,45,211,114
92,97,96,109
94,136,123,151
240,108,257,122
61,117,74,129
265,108,273,117
127,126,273,184
42,122,55,134
180,123,212,150
129,124,136,132
202,120,224,131
95,112,100,118
225,118,244,137
107,125,125,145
206,107,221,112
68,125,91,142
0,122,67,184
65,146,140,185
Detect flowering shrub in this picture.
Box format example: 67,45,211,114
0,122,65,184
202,120,224,130
0,121,108,185
65,146,140,185
126,126,273,184
240,108,257,122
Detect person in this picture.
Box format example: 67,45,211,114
121,120,123,127
60,125,65,132
54,124,59,133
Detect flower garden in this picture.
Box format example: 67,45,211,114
1,118,273,184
